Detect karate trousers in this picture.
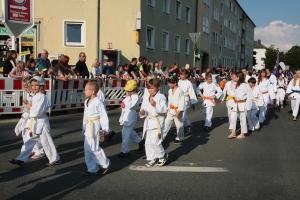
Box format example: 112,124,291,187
17,128,60,163
163,113,184,141
145,129,165,161
121,123,142,153
204,106,213,127
276,89,285,106
291,98,300,117
84,136,110,173
247,109,260,131
259,104,267,123
20,129,45,156
230,110,248,134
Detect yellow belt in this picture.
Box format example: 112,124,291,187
148,115,162,138
184,94,189,98
253,97,258,102
86,117,100,138
226,95,234,101
29,118,34,137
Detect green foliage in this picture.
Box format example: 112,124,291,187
285,45,300,70
262,44,277,69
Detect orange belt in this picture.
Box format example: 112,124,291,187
201,96,216,105
170,104,180,119
262,91,268,94
233,98,247,112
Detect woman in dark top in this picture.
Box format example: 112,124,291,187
3,50,17,77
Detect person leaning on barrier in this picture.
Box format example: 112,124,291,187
102,59,117,79
26,59,38,76
9,61,30,79
91,59,101,78
35,49,51,70
59,55,76,80
3,50,17,77
75,52,89,78
48,60,68,81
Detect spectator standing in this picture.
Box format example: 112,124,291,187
26,58,38,76
3,50,17,77
9,61,30,79
35,49,51,70
48,60,68,81
128,57,140,82
91,59,101,78
75,52,89,78
59,55,75,78
102,59,117,78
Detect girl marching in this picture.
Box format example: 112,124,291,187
286,70,300,121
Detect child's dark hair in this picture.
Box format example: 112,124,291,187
236,72,245,88
179,68,189,75
205,73,212,79
86,80,99,94
248,77,256,84
146,78,160,89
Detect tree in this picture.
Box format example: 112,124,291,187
262,44,277,69
285,45,300,70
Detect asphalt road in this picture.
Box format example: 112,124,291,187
0,101,300,200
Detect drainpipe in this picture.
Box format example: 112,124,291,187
96,0,100,59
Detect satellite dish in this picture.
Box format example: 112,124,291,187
279,62,285,70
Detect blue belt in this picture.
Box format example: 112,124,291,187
288,90,300,95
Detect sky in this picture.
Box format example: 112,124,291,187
238,0,300,51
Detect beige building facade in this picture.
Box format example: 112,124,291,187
0,0,197,71
196,0,255,71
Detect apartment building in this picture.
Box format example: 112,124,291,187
197,0,255,71
0,0,197,70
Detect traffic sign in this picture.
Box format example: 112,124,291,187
189,32,201,44
2,0,34,36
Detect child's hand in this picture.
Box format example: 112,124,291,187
23,99,28,104
158,133,161,139
149,97,156,107
175,112,180,119
221,101,224,105
26,103,31,110
140,109,145,115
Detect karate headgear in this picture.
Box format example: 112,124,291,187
124,80,137,91
30,76,46,85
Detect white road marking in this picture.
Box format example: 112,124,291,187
129,165,229,172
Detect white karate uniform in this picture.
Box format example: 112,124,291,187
245,75,251,83
140,92,168,161
229,83,253,133
221,80,236,123
15,92,45,156
276,79,286,106
97,89,106,107
83,97,110,173
257,79,275,123
286,79,300,117
16,93,60,164
178,79,197,127
247,86,263,131
163,87,185,141
268,74,278,94
119,93,142,153
196,82,223,127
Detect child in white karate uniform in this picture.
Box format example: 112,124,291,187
9,76,60,166
276,74,287,109
14,76,45,159
227,72,253,139
221,72,237,123
140,78,168,167
118,80,144,158
247,77,263,131
196,73,223,130
178,68,197,132
257,69,275,124
82,81,110,175
163,75,185,144
286,70,300,121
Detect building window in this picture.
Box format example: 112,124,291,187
63,20,86,47
213,31,218,44
174,35,180,53
203,14,209,34
225,0,229,7
213,7,219,21
147,0,155,7
163,0,170,14
185,38,190,55
175,1,181,20
146,25,155,49
162,31,169,51
204,0,210,7
212,55,217,66
221,3,223,16
186,6,191,24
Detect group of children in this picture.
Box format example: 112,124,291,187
8,68,300,175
